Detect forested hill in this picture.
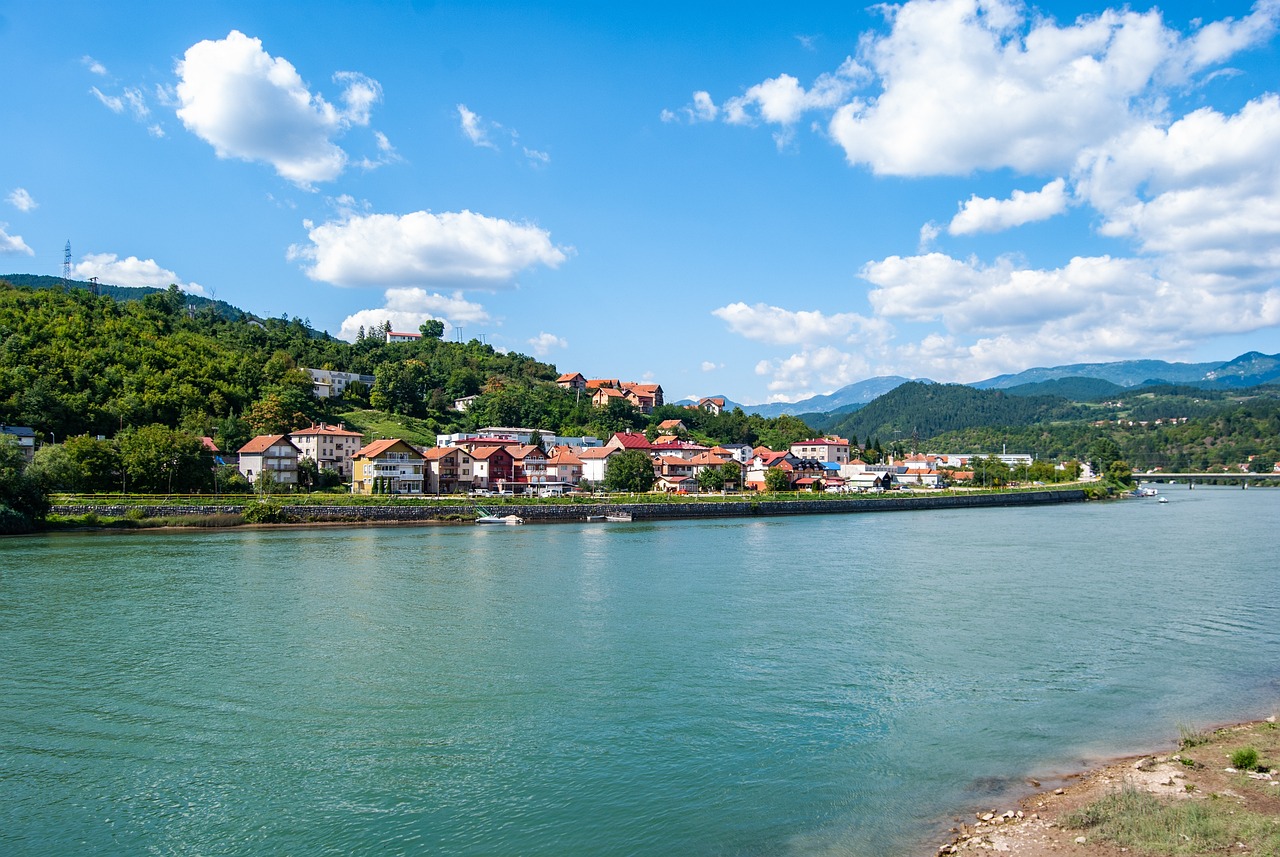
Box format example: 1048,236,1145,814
2,273,262,327
813,381,1087,443
0,280,558,448
1,279,825,458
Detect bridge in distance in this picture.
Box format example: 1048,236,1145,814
1134,472,1280,483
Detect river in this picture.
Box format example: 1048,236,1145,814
2,485,1277,855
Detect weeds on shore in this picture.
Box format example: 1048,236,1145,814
44,512,245,529
1064,787,1280,855
1178,723,1212,749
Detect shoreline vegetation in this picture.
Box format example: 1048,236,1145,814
37,485,1090,531
929,711,1280,856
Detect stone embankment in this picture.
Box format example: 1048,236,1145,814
52,489,1085,525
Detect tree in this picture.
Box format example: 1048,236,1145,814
603,449,656,492
1106,459,1134,487
971,455,1010,488
419,319,445,340
0,435,49,532
697,466,725,492
60,435,122,492
719,460,742,491
116,425,211,493
1088,437,1122,476
764,467,790,492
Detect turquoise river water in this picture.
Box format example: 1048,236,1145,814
2,486,1278,855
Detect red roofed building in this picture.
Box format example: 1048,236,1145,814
605,432,656,453
351,439,425,495
289,423,365,478
423,446,475,494
698,397,726,415
237,434,301,487
470,445,515,490
556,372,587,391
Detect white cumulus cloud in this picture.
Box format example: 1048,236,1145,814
175,30,382,185
712,301,886,346
289,209,570,290
72,252,207,295
7,188,37,212
754,346,874,401
0,224,34,255
949,179,1070,235
337,288,491,342
527,331,568,356
690,0,1278,176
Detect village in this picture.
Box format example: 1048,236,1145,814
217,369,1054,496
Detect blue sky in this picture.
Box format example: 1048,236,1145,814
3,0,1280,405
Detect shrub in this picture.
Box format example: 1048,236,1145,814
241,501,286,524
1230,747,1259,770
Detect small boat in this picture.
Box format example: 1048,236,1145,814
585,515,607,522
475,507,524,525
1157,496,1169,504
605,514,633,523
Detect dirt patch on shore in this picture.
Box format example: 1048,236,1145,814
930,717,1280,856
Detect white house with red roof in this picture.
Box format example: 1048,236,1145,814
237,434,301,486
578,447,618,483
289,423,364,478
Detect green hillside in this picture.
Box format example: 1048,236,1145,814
818,381,1087,445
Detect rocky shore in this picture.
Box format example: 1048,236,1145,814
929,714,1280,856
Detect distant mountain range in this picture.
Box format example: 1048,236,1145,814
723,351,1280,417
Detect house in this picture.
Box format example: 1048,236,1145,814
508,444,551,490
621,382,663,412
303,368,375,399
452,395,479,412
657,419,687,433
654,474,694,493
790,437,851,465
423,446,475,494
650,439,710,460
555,372,587,392
654,455,695,481
470,445,515,491
718,443,754,464
237,434,301,486
385,330,422,343
546,447,584,485
578,446,618,483
585,378,621,390
605,432,656,453
698,397,726,415
592,387,626,408
351,439,425,494
0,425,36,464
289,423,364,478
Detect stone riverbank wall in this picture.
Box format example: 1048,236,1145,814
53,489,1085,525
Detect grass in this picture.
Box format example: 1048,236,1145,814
1178,723,1212,749
335,408,440,447
1064,787,1280,856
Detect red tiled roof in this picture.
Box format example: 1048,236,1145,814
424,447,472,461
611,432,654,450
507,444,548,460
470,446,513,460
355,438,422,460
238,434,295,454
290,423,363,438
578,447,616,460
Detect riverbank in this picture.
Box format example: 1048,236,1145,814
46,487,1087,529
928,712,1280,856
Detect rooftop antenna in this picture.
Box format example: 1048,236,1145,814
63,240,71,289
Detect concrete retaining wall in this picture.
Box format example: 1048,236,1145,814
52,489,1085,525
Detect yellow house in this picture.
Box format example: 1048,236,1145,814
351,439,425,494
